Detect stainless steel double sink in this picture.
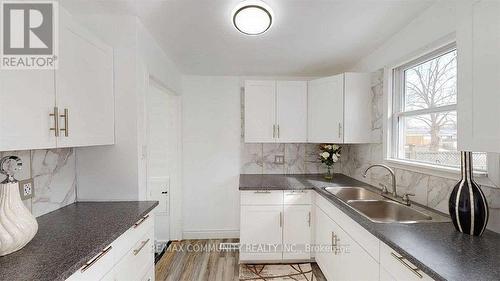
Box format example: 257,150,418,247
325,186,434,223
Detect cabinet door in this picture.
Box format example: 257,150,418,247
343,73,372,143
314,206,336,281
331,215,379,281
240,205,283,261
56,8,114,148
308,75,344,143
276,81,307,142
315,205,379,281
457,0,500,153
283,205,311,260
244,80,276,143
0,70,56,151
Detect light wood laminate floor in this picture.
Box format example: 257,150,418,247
155,239,327,281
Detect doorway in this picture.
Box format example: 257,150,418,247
145,79,182,251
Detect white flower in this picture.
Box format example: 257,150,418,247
332,144,340,150
321,152,330,159
325,145,333,150
332,154,339,162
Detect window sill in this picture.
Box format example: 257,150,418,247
383,158,496,188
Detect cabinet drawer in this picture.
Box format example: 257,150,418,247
380,242,434,281
65,244,115,281
113,212,154,261
241,190,283,205
114,229,154,281
284,190,311,205
66,211,154,281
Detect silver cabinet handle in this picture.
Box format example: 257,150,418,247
308,212,311,227
59,108,69,137
49,107,59,137
338,123,342,138
133,238,150,255
273,124,276,138
331,232,337,247
390,252,423,279
279,212,283,228
81,245,112,272
134,214,150,228
277,125,280,138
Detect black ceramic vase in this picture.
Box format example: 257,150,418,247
448,151,489,236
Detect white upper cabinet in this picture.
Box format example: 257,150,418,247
457,0,500,153
0,7,114,152
0,70,56,151
244,80,307,143
308,73,372,144
276,81,307,142
308,75,344,143
244,80,276,143
343,73,372,143
56,8,114,148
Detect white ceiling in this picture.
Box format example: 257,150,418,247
61,0,435,76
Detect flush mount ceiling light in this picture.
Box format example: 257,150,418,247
232,0,274,35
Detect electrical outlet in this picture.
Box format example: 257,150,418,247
18,178,34,200
274,155,285,165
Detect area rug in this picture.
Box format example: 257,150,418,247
239,263,317,281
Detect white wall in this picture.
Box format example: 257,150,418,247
181,76,241,238
73,14,182,201
351,0,456,72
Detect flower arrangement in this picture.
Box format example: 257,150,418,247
319,144,341,179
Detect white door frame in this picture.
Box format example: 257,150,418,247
141,74,183,242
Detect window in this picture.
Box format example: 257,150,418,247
391,43,487,172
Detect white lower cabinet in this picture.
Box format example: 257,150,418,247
240,205,283,261
241,190,436,281
379,267,396,281
314,205,378,281
240,190,312,262
66,212,155,281
379,242,433,281
314,205,337,281
313,192,435,281
283,204,311,260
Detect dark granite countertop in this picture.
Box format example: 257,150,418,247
0,201,158,281
239,174,500,281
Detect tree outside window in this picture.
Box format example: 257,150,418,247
393,45,487,171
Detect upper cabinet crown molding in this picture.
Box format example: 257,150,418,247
457,0,500,153
0,7,114,152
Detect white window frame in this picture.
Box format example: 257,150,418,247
384,39,499,188
392,43,462,167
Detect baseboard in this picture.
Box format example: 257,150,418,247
182,229,240,239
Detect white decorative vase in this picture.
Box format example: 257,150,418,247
0,182,38,256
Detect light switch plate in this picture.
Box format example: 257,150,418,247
18,178,34,200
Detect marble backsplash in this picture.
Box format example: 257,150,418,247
241,143,332,175
0,149,76,217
